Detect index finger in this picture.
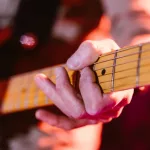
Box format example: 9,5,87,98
67,39,120,70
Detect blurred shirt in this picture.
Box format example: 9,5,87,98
102,0,150,47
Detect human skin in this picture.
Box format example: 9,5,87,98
34,39,134,130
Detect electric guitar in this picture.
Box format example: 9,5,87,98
1,42,150,115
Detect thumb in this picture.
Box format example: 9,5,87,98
66,39,120,70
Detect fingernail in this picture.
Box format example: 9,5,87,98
34,74,46,82
67,56,80,69
81,68,94,82
34,74,48,89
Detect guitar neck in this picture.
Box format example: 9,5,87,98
1,42,150,115
1,65,76,115
94,42,150,93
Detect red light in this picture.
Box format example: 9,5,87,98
20,33,38,49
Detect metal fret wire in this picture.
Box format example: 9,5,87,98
3,44,150,112
136,45,142,87
99,69,150,84
95,43,150,91
94,54,150,73
94,48,150,65
95,56,150,78
96,42,150,59
98,62,150,77
111,50,117,91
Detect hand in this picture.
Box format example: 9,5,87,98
34,39,134,130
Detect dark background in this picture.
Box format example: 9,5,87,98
0,0,103,149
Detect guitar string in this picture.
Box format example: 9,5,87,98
5,60,149,112
3,99,52,113
103,80,150,92
3,73,150,112
3,89,51,112
3,45,150,112
94,48,150,65
98,68,150,84
93,55,150,74
97,62,150,77
4,73,150,113
96,42,150,58
2,67,66,112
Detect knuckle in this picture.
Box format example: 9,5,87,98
101,38,119,51
71,111,84,119
104,38,115,43
86,109,98,116
86,105,101,116
79,76,85,88
71,113,79,119
44,87,56,100
79,76,86,89
56,82,69,92
103,38,116,46
81,40,96,50
79,68,94,87
80,40,97,56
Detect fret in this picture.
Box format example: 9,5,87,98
28,72,42,109
111,50,117,91
23,74,33,109
114,46,139,91
93,44,146,93
37,90,53,107
94,52,116,93
116,47,139,64
19,75,29,110
2,76,21,113
136,45,142,87
139,43,150,86
28,83,37,109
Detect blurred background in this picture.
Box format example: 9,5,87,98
0,0,150,150
0,0,108,150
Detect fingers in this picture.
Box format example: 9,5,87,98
34,39,135,129
79,67,133,117
35,67,85,119
102,89,134,110
34,74,65,112
99,89,134,119
35,109,76,130
79,67,103,115
67,39,120,70
34,68,133,124
55,67,85,118
35,109,98,130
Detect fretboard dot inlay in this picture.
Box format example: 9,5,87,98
101,69,106,75
21,88,27,93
